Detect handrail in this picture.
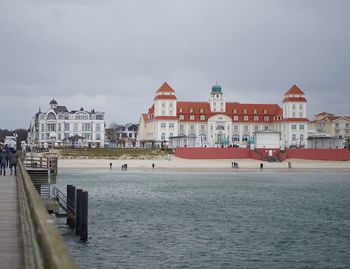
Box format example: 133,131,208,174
52,187,76,221
17,160,78,269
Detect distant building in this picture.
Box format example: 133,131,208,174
308,112,350,148
28,99,105,148
137,82,309,149
106,123,138,147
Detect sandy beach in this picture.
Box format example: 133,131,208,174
58,156,350,173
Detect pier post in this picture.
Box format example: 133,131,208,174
75,189,82,235
66,185,76,227
80,191,88,242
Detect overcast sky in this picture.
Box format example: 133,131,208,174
1,0,349,129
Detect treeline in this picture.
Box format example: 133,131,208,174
0,128,28,148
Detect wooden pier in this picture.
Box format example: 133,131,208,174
0,170,23,268
0,160,78,269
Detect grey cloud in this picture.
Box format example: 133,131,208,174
0,0,349,129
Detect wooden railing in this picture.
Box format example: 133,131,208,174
16,160,78,269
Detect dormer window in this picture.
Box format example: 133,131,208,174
200,115,205,120
244,116,248,121
179,108,183,113
179,115,184,120
200,108,204,113
233,109,237,113
189,108,193,113
263,109,268,114
254,116,259,121
243,109,247,114
264,116,269,121
190,115,195,120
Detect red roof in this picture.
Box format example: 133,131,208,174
154,116,178,120
156,82,175,93
154,95,177,100
283,97,307,102
284,84,305,95
282,118,309,122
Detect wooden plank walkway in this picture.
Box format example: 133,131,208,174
0,168,23,268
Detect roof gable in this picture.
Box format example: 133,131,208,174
156,82,175,93
285,84,305,95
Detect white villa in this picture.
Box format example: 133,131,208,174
138,82,309,149
28,99,105,148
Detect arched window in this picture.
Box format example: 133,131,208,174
96,123,101,132
73,123,78,132
300,134,304,141
58,123,61,132
232,134,240,141
292,134,296,141
216,125,224,131
242,134,250,141
47,112,56,120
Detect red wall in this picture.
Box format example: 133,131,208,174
174,147,250,159
174,147,350,161
285,149,350,161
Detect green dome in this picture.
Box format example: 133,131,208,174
211,84,222,94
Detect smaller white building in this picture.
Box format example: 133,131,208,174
307,130,345,149
254,129,281,149
28,99,106,148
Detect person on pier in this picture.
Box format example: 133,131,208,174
0,149,7,176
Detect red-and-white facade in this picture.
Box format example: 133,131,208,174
137,82,309,148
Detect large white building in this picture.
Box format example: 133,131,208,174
138,82,309,149
28,99,106,148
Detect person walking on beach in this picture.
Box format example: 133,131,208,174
110,162,112,169
288,162,292,169
152,163,155,169
1,149,7,176
260,163,263,169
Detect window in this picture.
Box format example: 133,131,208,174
232,134,240,141
292,104,296,109
299,125,304,130
96,133,101,140
169,133,173,137
58,133,61,140
300,134,304,141
189,108,193,113
242,134,249,141
243,109,247,114
292,134,296,141
58,123,61,132
299,104,303,109
345,123,349,128
335,123,339,128
254,116,259,121
244,116,248,121
299,112,303,117
233,116,238,121
169,102,173,107
162,110,165,116
169,123,174,128
161,123,166,128
179,125,184,131
233,109,237,114
263,109,268,114
96,123,101,132
162,102,165,107
48,124,56,131
169,110,173,116
41,124,44,132
190,115,195,120
47,112,56,120
161,133,166,140
200,108,204,113
64,123,70,131
96,114,104,120
190,125,195,131
264,116,269,121
264,125,269,130
292,125,297,130
244,125,249,132
200,115,205,120
179,115,184,120
200,125,205,131
234,126,239,132
253,109,257,114
292,112,296,117
179,108,183,113
254,126,259,131
73,123,78,132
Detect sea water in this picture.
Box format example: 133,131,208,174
54,171,350,269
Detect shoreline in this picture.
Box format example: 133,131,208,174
57,157,350,173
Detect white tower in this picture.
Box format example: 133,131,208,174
282,85,307,119
154,82,177,117
209,83,226,113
